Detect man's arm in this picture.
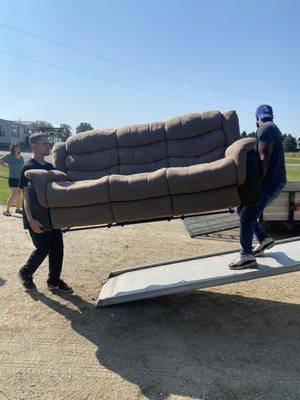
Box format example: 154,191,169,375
23,186,44,233
257,141,273,182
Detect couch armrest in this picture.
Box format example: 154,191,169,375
24,169,68,207
225,138,257,185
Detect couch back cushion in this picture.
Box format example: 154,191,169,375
52,110,240,180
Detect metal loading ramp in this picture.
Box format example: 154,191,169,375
183,212,239,238
96,237,300,307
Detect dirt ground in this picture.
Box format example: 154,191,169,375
0,206,299,400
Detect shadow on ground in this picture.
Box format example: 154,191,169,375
28,289,300,400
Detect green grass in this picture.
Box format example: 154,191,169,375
286,165,300,181
285,152,300,158
285,158,300,165
0,165,9,205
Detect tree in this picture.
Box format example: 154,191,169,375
76,122,93,133
247,132,256,138
35,120,53,128
283,134,297,152
59,123,72,142
241,130,247,137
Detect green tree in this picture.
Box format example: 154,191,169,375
241,130,247,137
35,120,53,128
247,132,256,138
76,122,93,133
59,123,72,141
283,134,297,152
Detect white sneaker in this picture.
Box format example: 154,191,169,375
253,236,274,257
229,254,257,270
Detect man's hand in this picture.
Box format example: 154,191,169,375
29,218,44,233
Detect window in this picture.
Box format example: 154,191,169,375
0,124,5,137
11,125,19,138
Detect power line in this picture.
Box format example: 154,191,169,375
0,48,298,121
0,48,251,113
0,22,295,106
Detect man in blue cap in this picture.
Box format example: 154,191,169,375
229,104,286,269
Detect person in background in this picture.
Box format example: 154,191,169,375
18,132,73,293
229,104,286,270
0,142,24,216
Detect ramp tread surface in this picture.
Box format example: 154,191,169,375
98,238,300,306
183,213,239,237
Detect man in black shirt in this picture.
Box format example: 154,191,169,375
18,132,73,292
229,105,286,270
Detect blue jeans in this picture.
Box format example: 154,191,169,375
237,182,285,255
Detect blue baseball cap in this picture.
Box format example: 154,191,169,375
255,104,274,120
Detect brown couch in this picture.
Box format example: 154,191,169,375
26,110,259,230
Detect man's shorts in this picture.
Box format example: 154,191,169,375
8,178,20,188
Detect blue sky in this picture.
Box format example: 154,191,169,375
1,0,299,136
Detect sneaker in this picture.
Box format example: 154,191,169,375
253,236,275,257
47,279,73,293
18,269,37,291
3,210,11,217
229,254,257,270
15,208,23,215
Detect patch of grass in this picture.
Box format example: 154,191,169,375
285,158,300,165
0,165,9,205
286,165,300,182
285,152,300,158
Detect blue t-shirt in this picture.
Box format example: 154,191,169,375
256,122,286,186
0,154,24,179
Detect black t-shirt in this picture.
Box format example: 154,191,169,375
256,122,286,186
19,158,54,229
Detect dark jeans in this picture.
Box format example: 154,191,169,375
237,183,285,255
21,228,64,283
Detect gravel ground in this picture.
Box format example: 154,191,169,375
0,206,299,400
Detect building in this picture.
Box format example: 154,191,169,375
0,118,62,149
0,119,28,148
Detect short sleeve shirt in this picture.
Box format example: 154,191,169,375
19,158,54,229
0,154,24,179
256,122,286,186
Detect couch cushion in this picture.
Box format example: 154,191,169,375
167,129,225,158
168,146,225,167
67,167,120,181
165,110,222,140
65,148,118,171
167,157,237,195
223,110,240,146
66,129,117,154
109,168,169,201
119,141,167,165
112,196,173,223
47,177,110,207
119,159,168,175
172,186,240,215
52,142,67,172
50,203,113,229
116,122,165,146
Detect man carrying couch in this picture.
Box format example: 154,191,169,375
229,105,286,269
18,132,73,293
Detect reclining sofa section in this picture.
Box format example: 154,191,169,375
26,110,260,230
